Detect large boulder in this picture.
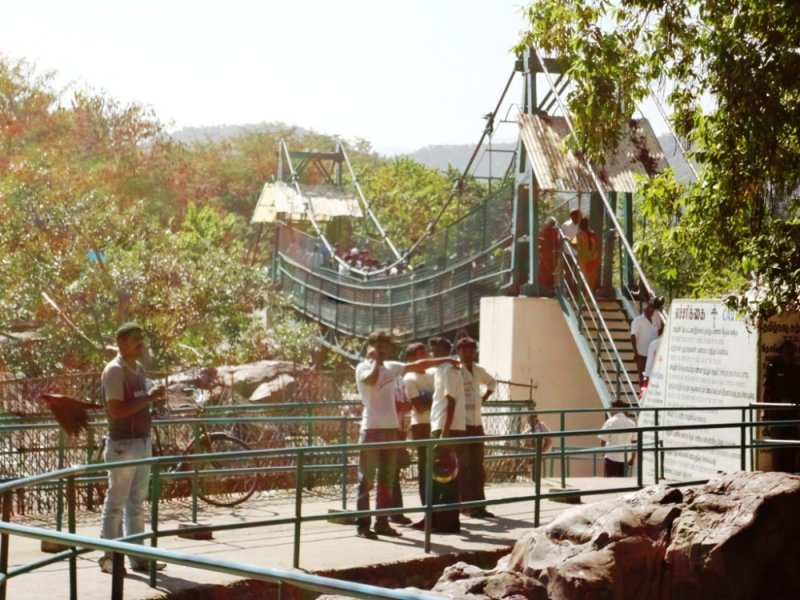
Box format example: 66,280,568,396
431,472,800,600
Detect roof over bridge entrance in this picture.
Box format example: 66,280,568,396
518,113,667,194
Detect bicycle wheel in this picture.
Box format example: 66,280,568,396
188,433,258,507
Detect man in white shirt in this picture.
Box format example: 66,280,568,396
455,337,496,519
403,342,434,505
412,337,464,533
631,299,661,386
560,208,581,247
642,323,665,386
598,400,637,477
355,330,455,540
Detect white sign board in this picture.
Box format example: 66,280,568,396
641,299,758,480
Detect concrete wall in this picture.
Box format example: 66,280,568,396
479,296,608,476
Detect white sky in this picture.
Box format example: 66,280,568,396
2,0,534,154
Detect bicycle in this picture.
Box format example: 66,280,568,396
43,390,258,508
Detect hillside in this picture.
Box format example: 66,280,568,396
169,124,694,183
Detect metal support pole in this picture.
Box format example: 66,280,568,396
533,436,542,527
1,490,12,600
636,432,643,488
293,452,305,569
560,412,567,488
149,463,161,587
67,476,77,600
423,441,434,554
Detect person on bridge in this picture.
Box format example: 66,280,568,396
631,299,661,387
355,330,456,540
403,342,434,505
98,322,167,575
538,216,560,293
455,337,497,519
576,218,601,291
560,208,581,251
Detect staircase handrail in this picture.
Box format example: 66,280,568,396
557,236,639,406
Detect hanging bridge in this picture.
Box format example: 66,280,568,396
252,47,675,408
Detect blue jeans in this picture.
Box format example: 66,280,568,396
100,437,152,567
356,429,398,530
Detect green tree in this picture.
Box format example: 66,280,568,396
0,58,332,375
517,0,800,320
357,157,487,262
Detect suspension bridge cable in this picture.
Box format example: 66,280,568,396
646,84,700,181
339,144,402,261
280,67,519,279
532,46,658,299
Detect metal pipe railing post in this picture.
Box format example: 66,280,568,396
654,409,660,483
740,408,747,471
67,475,77,600
1,490,12,600
533,436,543,527
110,550,125,600
560,412,567,488
423,440,434,554
191,421,202,524
293,451,305,569
339,416,348,509
55,429,65,533
636,432,643,488
149,463,162,587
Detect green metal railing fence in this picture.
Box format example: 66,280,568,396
2,403,792,600
555,237,639,407
273,186,514,344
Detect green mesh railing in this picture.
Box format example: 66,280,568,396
274,188,514,342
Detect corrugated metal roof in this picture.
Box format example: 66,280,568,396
251,182,363,223
518,114,668,193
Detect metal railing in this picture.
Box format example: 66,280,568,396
555,237,639,406
3,403,792,600
273,186,514,344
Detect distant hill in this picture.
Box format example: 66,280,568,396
407,135,696,184
168,124,695,184
168,122,302,145
405,142,517,180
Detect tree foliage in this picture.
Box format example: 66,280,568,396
517,0,800,320
357,158,488,263
0,57,350,375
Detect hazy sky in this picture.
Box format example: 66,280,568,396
2,0,533,153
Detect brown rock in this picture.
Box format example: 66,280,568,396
431,472,800,600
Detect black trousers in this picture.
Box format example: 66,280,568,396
459,425,486,503
410,423,431,504
429,429,463,532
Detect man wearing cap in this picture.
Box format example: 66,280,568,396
98,323,166,574
631,300,661,386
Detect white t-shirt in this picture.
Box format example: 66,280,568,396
560,218,579,243
643,337,662,378
461,363,496,426
631,313,661,356
430,364,466,433
598,412,637,462
403,371,434,426
355,360,404,430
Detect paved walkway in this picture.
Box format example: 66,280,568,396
6,477,636,600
